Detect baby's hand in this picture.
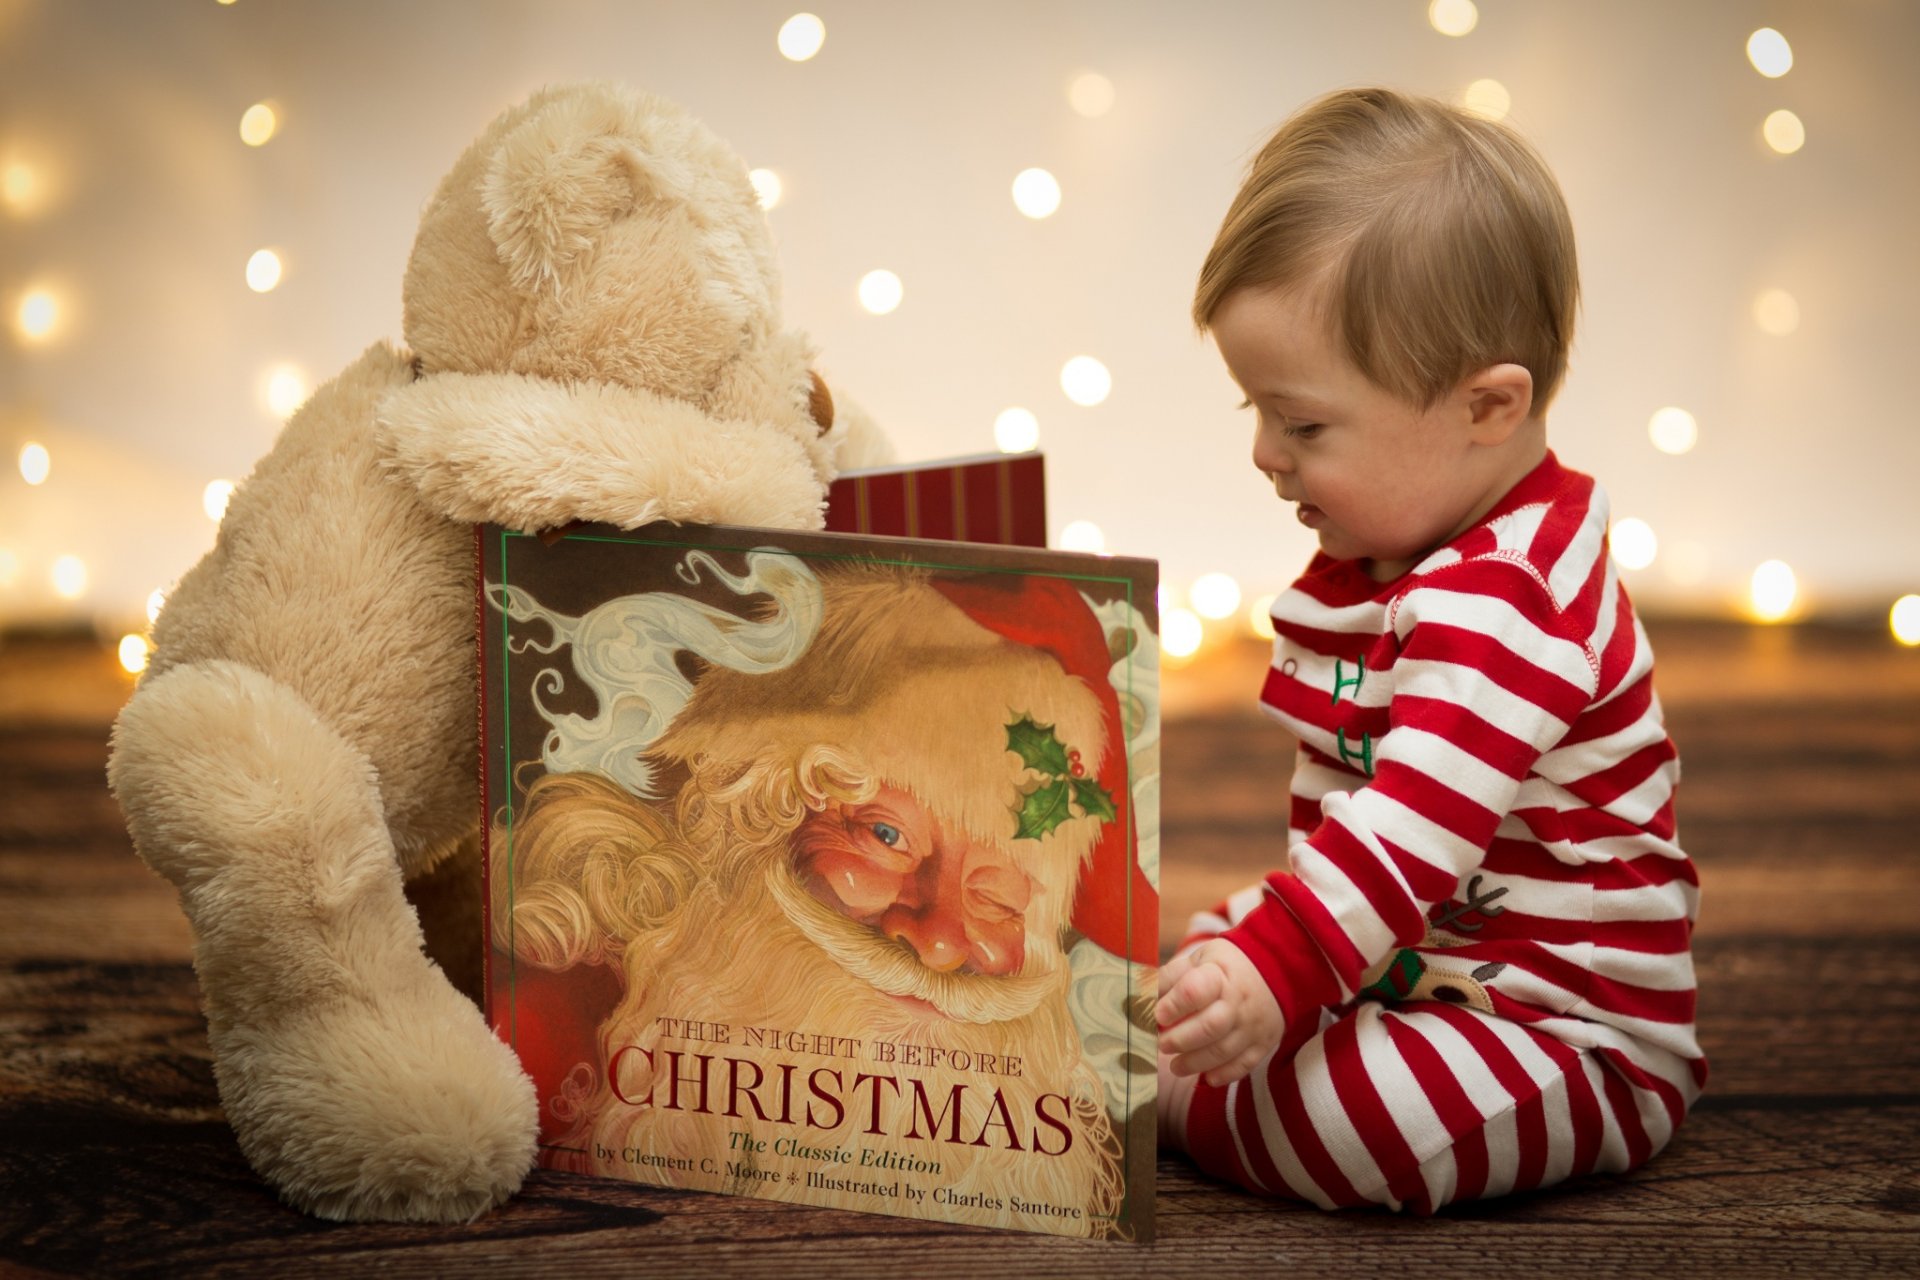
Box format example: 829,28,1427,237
1156,939,1285,1086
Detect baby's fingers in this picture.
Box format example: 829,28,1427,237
1159,999,1233,1057
1156,960,1225,1029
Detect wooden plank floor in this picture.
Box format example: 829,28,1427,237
3,619,1918,1276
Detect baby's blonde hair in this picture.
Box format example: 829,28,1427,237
1194,87,1579,414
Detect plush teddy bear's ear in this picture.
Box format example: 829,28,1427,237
481,94,691,294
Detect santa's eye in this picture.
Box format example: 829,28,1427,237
871,822,903,848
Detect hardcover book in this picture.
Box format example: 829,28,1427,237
477,519,1160,1239
823,451,1046,547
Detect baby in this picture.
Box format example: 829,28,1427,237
1157,88,1706,1213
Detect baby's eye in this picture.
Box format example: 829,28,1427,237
870,822,905,849
1284,422,1323,440
1237,397,1253,411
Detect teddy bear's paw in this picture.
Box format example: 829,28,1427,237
220,981,539,1223
109,659,398,903
374,372,828,534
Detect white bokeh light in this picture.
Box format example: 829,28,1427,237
1763,109,1806,155
147,587,167,625
1248,593,1278,640
1060,356,1111,407
119,634,151,675
777,13,825,61
51,554,86,600
1011,168,1061,219
203,479,236,522
1429,0,1478,37
993,407,1039,453
1754,288,1800,336
1747,28,1793,78
1891,595,1920,647
1649,407,1698,456
19,442,50,486
1069,72,1114,118
1162,608,1204,660
1060,520,1106,554
1460,78,1510,120
1610,517,1658,572
265,364,308,418
1749,560,1798,622
246,248,282,293
748,168,783,210
239,102,277,146
1189,572,1243,620
16,287,58,343
858,269,903,315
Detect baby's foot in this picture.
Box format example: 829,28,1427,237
1157,1051,1196,1151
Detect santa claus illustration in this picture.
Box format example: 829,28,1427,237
487,552,1158,1237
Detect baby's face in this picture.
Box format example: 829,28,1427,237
1211,283,1520,582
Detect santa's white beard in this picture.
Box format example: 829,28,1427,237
553,864,1126,1237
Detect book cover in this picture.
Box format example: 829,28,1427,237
824,451,1045,547
477,520,1159,1240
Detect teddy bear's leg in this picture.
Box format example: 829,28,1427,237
108,658,537,1222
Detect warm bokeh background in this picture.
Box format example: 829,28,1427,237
3,0,1917,651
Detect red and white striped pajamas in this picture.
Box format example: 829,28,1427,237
1175,453,1707,1213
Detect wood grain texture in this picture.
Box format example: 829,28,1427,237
3,619,1918,1275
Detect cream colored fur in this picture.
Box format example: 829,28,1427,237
106,81,891,1223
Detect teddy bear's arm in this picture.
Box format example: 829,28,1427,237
374,372,827,533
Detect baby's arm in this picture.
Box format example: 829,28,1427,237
1157,939,1284,1085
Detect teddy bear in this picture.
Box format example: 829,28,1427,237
106,81,892,1223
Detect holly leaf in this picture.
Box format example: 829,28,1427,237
1006,715,1072,776
1014,779,1073,840
1070,776,1118,824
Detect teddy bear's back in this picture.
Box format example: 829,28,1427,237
146,341,480,877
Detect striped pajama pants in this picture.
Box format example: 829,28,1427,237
1179,999,1685,1213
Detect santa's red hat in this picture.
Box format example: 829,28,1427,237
930,574,1158,967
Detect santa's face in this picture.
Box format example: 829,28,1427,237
791,783,1035,982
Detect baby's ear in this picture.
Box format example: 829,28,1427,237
481,94,689,294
